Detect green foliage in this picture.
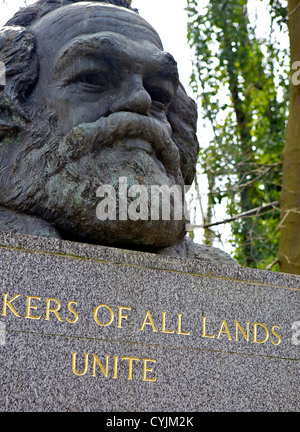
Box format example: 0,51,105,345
186,0,289,269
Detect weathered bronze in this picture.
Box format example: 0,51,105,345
0,0,199,254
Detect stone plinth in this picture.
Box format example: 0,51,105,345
0,232,299,412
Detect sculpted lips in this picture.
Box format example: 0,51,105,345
116,138,154,155
59,111,183,184
115,138,166,173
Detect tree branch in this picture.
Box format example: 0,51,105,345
265,258,279,271
187,201,279,230
287,2,300,19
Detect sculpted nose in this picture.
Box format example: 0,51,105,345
109,76,152,116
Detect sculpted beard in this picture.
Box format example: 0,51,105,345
0,106,186,248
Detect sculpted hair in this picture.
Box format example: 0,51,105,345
0,0,198,185
5,0,133,28
0,26,38,138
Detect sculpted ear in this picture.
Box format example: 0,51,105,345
167,84,199,186
0,25,39,137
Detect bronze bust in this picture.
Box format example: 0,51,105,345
0,0,237,264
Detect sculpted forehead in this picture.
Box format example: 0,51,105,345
30,3,163,53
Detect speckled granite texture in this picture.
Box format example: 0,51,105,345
0,232,299,412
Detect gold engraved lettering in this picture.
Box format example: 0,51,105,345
142,359,157,382
25,296,42,320
72,352,89,376
121,356,141,380
45,298,63,322
2,293,21,318
217,319,232,340
71,352,157,381
92,354,109,377
234,320,250,342
177,313,191,335
253,322,269,344
113,356,119,379
202,316,215,338
117,306,131,329
66,301,79,324
161,311,175,334
271,325,281,346
139,310,158,332
93,304,114,327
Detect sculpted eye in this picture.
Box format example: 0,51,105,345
144,80,174,109
146,87,171,105
148,88,169,105
73,72,108,92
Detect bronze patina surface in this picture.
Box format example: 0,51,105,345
0,0,198,254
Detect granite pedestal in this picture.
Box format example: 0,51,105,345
0,232,299,412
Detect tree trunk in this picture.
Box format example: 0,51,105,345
279,0,300,274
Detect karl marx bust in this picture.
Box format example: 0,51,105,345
0,0,236,264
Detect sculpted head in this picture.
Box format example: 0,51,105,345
0,0,198,252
